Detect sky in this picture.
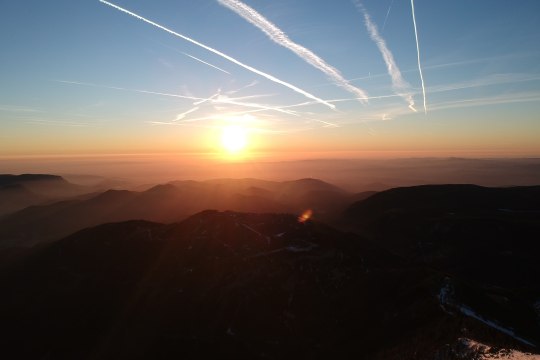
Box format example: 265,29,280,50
1,0,540,160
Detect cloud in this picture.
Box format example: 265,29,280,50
99,0,335,109
355,1,416,112
217,0,369,102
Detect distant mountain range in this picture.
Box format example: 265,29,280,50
0,176,374,248
0,174,91,216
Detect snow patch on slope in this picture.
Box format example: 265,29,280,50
452,338,540,359
438,280,537,348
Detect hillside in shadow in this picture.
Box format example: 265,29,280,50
1,210,537,359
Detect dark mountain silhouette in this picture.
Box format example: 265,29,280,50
0,174,91,216
344,184,540,225
342,186,540,274
0,178,359,248
342,184,540,353
0,174,64,187
278,177,346,195
0,210,535,359
0,174,86,197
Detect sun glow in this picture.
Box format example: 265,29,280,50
221,125,248,153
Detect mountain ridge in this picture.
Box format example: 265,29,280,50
0,173,91,216
0,177,358,248
2,210,537,359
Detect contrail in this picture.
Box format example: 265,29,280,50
226,80,258,95
193,92,220,106
236,92,403,114
382,0,394,32
355,2,416,112
26,119,92,127
56,80,206,101
427,73,540,95
411,0,427,113
217,0,369,102
59,80,300,117
224,93,275,101
98,0,335,110
174,106,200,121
309,118,339,128
193,90,301,116
213,95,300,116
182,52,231,74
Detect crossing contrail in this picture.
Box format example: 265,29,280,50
182,52,231,74
355,2,416,111
58,80,301,117
382,0,394,32
217,0,369,103
193,91,221,106
213,95,301,116
98,0,335,109
411,0,427,113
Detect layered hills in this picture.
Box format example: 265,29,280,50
1,177,539,358
0,177,372,248
0,174,90,216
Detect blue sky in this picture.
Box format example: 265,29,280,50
1,0,539,157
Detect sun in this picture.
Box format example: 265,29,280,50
221,125,248,153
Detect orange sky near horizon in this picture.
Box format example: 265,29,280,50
2,1,540,164
2,112,539,159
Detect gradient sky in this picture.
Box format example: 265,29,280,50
1,0,540,158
